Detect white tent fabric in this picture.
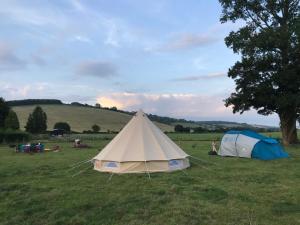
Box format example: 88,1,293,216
218,133,259,158
93,110,190,173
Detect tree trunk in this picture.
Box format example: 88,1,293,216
279,111,298,145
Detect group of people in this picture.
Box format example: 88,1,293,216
16,143,44,153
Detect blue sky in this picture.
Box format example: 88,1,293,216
0,0,279,125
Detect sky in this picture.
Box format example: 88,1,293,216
0,0,279,126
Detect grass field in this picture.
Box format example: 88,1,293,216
12,105,174,132
0,133,299,225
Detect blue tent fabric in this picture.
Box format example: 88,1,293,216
252,141,289,160
224,130,289,160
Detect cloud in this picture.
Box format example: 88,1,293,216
96,92,279,125
0,42,27,71
0,82,34,98
31,54,47,66
96,92,226,118
69,0,86,12
0,1,68,28
171,72,227,82
0,81,98,105
103,19,121,47
73,35,93,43
75,60,118,78
155,33,218,52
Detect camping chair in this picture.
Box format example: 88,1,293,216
16,144,22,152
24,145,30,153
40,144,44,152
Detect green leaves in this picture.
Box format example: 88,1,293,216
0,97,10,128
220,0,300,115
25,106,47,134
54,122,71,132
220,0,300,143
4,110,20,130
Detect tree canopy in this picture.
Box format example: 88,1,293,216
54,122,71,132
220,0,300,144
92,124,100,132
4,110,20,130
0,97,10,128
25,106,47,134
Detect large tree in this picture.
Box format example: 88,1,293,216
25,106,47,133
4,110,20,130
220,0,300,145
0,97,10,128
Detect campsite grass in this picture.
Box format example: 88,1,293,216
0,133,299,225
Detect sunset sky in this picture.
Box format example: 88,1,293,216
0,0,279,125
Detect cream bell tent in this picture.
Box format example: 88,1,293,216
92,110,190,173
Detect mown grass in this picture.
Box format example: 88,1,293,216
0,133,299,225
12,105,174,132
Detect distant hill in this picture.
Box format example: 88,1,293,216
7,99,63,106
13,105,174,132
10,99,279,133
171,121,279,132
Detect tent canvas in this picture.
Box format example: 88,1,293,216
92,110,190,173
218,130,289,160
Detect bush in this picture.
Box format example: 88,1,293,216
82,130,93,134
92,124,100,132
54,122,71,132
0,130,30,143
174,124,190,133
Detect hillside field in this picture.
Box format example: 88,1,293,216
13,105,174,132
0,133,299,225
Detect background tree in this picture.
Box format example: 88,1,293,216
4,110,20,130
174,124,190,133
92,124,100,132
25,106,47,133
219,0,300,145
54,122,71,132
0,97,10,128
95,103,101,108
175,124,184,132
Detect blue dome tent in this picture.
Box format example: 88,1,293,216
218,130,289,160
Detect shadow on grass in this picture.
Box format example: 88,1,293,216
272,202,300,216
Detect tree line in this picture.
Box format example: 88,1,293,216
174,124,280,133
7,99,63,106
1,97,103,135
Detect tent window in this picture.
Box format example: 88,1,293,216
223,136,236,142
104,161,118,168
169,159,182,168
